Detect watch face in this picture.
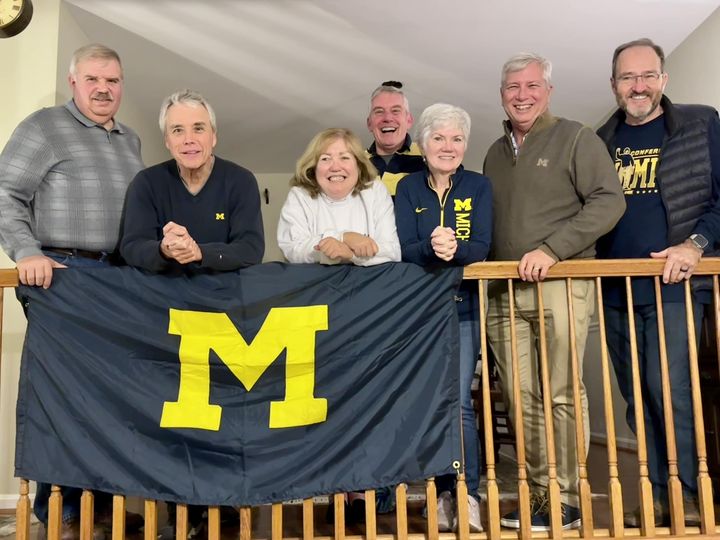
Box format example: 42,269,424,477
0,0,23,28
691,233,709,250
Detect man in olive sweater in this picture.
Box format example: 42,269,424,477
483,52,625,532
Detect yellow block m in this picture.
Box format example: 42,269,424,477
454,198,472,212
160,306,328,431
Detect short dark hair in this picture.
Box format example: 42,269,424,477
612,38,665,78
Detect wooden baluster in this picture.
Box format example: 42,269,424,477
507,280,531,539
478,280,499,540
47,485,63,540
271,503,282,540
624,277,654,536
566,278,594,536
144,500,157,540
79,490,94,540
536,281,563,537
425,478,438,540
207,506,220,540
455,475,469,540
16,479,31,540
684,281,716,533
332,494,344,540
654,278,685,534
240,507,252,540
395,483,408,540
302,499,314,540
111,495,125,540
364,489,376,540
175,503,188,540
595,279,624,537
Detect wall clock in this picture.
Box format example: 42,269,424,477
0,0,33,38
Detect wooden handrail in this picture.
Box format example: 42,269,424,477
463,258,720,279
2,258,720,288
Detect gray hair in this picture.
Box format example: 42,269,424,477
69,44,122,78
369,82,410,113
415,103,471,152
611,37,665,78
501,52,552,87
158,89,217,135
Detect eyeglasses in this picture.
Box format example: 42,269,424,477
615,72,664,85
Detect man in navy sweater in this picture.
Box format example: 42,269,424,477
120,89,264,273
120,89,264,537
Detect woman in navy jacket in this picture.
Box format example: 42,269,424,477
395,103,492,533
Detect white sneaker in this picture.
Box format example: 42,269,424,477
436,491,454,532
452,495,483,532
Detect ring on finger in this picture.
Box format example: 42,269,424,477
680,266,689,272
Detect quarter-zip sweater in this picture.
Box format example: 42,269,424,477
395,165,492,320
484,112,625,261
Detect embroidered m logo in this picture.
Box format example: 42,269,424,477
536,158,549,167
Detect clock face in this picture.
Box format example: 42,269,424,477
0,0,23,29
0,0,31,37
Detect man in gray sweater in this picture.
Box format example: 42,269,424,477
0,44,144,539
483,52,625,532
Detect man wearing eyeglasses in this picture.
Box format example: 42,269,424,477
596,37,720,528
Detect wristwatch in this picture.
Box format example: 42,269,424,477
689,233,709,251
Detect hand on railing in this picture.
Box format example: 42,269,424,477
517,249,556,282
17,254,67,289
650,239,703,284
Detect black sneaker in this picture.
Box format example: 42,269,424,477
500,491,547,529
530,503,581,532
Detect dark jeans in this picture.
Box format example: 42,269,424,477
437,319,481,496
33,251,112,524
604,300,702,501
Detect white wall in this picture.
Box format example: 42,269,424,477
0,0,62,506
664,7,720,111
255,173,292,262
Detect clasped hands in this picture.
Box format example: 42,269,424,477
431,226,457,261
160,221,202,264
315,231,378,262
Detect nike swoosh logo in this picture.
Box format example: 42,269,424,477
415,207,427,213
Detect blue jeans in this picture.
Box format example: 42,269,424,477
437,319,480,496
604,300,702,501
33,251,112,524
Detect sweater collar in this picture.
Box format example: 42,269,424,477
367,133,414,157
502,110,557,144
601,94,675,137
424,164,465,190
64,99,124,133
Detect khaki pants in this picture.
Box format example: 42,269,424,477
486,279,594,506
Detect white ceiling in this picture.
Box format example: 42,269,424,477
63,0,720,173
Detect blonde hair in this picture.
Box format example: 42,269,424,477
291,128,378,198
69,44,122,78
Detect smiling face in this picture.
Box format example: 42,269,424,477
423,124,466,177
501,61,552,139
315,137,360,201
612,45,667,126
164,102,217,173
69,57,123,129
367,91,413,155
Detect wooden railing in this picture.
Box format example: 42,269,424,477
1,260,719,540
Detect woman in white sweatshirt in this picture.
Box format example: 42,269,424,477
277,128,400,266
